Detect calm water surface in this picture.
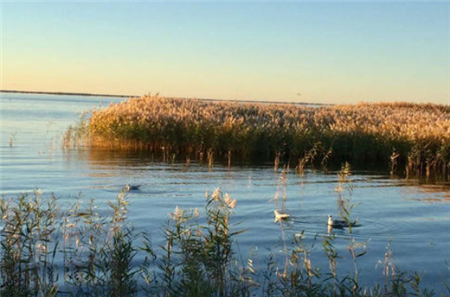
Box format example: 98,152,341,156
1,93,449,292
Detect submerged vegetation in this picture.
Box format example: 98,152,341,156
0,188,446,297
66,95,450,178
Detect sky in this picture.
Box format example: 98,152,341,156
1,1,449,104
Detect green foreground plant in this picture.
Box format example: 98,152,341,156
0,189,444,297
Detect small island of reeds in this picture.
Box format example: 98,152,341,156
66,94,450,178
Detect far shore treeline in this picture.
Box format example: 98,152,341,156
65,94,450,179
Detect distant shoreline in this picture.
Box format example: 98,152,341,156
0,89,134,98
0,89,325,106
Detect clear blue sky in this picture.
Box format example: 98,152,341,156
2,1,449,104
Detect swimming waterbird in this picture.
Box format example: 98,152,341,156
327,215,351,229
126,184,141,191
274,210,290,222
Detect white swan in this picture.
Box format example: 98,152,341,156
274,210,290,222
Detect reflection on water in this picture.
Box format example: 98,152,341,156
1,92,450,293
413,184,450,203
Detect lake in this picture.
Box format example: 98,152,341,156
1,92,449,293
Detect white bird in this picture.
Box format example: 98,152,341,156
126,184,141,191
327,215,350,229
274,210,290,222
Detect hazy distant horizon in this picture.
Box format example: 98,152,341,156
0,89,329,105
2,2,449,105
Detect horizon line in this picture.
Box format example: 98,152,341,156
0,89,330,106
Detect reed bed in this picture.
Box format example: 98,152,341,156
0,188,445,296
69,95,450,178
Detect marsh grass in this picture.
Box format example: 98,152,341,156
67,95,450,178
0,189,445,296
0,190,59,297
335,162,358,234
63,112,90,149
